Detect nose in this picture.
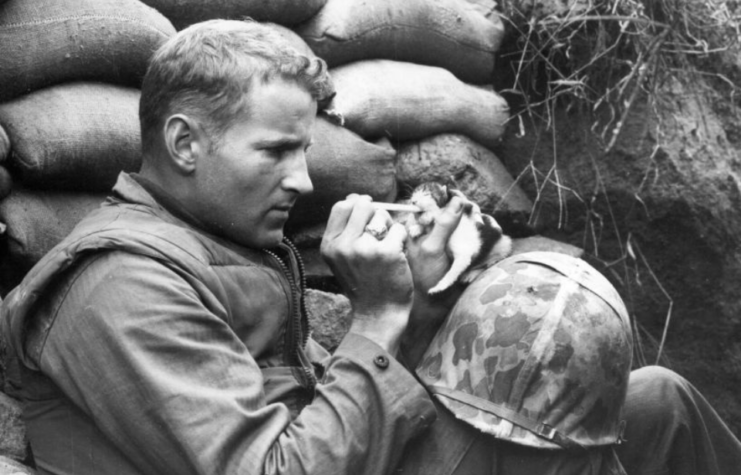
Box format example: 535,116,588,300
282,151,313,196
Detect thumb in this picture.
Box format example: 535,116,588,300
423,196,465,251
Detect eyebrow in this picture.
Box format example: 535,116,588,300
254,137,313,149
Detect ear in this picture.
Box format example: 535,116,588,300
163,114,208,174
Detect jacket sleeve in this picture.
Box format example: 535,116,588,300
37,251,437,475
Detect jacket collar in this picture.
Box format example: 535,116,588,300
126,173,211,233
109,172,292,259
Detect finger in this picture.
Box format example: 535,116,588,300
324,195,369,240
381,222,408,253
344,196,375,238
365,209,393,238
424,196,465,251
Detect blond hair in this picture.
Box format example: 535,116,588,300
139,19,333,152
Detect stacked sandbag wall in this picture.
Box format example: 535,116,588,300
0,0,176,470
0,0,541,292
0,0,552,470
0,0,176,292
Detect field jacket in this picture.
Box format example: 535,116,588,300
0,173,435,475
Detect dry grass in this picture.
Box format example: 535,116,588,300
498,0,741,151
495,0,741,364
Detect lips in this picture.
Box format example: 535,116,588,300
271,202,294,212
268,202,294,219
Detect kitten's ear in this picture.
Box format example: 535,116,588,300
443,176,458,202
443,175,458,190
448,188,466,200
444,184,453,202
448,188,474,214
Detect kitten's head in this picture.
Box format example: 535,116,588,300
411,182,451,208
411,180,476,215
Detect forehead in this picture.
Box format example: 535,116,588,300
217,79,316,141
236,77,314,118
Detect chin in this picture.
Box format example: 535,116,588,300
221,227,282,249
262,234,284,248
252,229,285,249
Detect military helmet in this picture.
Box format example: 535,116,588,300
416,251,633,450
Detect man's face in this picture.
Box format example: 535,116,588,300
193,79,316,248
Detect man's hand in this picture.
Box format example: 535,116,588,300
405,196,466,295
321,195,413,355
402,196,465,367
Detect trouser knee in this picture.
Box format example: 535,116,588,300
624,365,689,427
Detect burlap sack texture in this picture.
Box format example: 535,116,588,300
297,0,504,85
0,167,11,202
0,83,142,192
268,23,317,58
396,133,532,215
0,124,8,163
396,133,534,236
0,188,105,273
328,60,510,151
0,115,394,264
0,393,27,463
464,0,500,21
0,0,175,103
138,0,327,30
287,117,397,228
0,2,526,295
0,126,9,201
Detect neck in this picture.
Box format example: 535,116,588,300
133,166,210,234
138,158,179,191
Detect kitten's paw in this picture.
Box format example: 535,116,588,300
418,212,435,227
408,224,424,239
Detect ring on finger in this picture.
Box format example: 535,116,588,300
364,223,388,240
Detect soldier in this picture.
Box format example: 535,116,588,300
1,18,740,475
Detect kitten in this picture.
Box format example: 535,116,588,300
399,182,512,294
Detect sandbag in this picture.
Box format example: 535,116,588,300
396,133,532,216
0,83,142,192
0,124,8,163
0,188,105,272
267,23,316,58
0,166,11,201
296,0,504,84
0,0,175,102
464,0,500,22
327,60,510,150
138,0,327,30
287,117,397,228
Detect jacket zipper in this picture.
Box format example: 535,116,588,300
262,239,317,390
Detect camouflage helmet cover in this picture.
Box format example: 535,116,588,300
416,251,633,450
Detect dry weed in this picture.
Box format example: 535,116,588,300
495,0,740,363
498,0,741,150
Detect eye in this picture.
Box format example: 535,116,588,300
263,140,312,159
266,146,288,158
